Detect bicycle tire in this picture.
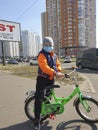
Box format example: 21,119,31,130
75,96,98,123
24,96,49,122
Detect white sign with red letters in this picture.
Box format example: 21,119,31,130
0,20,21,42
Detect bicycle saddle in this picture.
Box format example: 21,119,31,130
45,84,60,90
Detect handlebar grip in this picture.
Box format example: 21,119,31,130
65,74,70,78
72,66,77,70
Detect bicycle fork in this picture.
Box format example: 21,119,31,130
79,95,91,112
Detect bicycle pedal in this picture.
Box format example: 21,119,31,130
40,121,44,126
49,114,55,120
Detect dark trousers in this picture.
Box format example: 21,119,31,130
34,76,54,120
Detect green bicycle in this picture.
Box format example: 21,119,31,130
24,68,98,123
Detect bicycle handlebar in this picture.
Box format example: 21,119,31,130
65,73,70,78
64,66,77,78
64,66,78,85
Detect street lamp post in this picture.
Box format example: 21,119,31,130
1,41,5,66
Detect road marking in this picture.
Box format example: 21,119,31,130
84,75,96,93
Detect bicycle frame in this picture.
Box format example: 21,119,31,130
41,68,89,115
54,85,83,105
41,84,83,115
56,85,81,104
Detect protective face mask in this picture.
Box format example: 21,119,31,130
43,46,54,53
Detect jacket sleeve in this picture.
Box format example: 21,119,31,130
38,53,55,79
56,58,62,72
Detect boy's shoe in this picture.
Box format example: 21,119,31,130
34,119,40,130
49,113,55,120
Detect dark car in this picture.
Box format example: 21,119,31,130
8,59,19,64
76,48,98,69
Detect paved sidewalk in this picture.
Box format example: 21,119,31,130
77,73,96,93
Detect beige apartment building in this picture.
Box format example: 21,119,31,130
45,0,96,56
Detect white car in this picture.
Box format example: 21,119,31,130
29,58,38,65
64,56,72,63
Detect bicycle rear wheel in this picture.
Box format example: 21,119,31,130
75,96,98,123
24,96,35,121
24,96,49,122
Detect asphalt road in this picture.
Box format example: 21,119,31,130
0,64,98,130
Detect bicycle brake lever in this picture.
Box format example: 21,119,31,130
65,74,70,78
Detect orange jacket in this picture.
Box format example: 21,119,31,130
38,52,62,80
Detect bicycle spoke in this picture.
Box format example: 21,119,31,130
75,97,98,123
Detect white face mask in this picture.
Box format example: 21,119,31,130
43,46,54,53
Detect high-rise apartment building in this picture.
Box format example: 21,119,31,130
33,33,41,56
21,31,41,58
78,0,96,48
46,0,96,56
60,0,79,55
84,0,96,48
46,0,61,55
0,41,19,57
21,31,33,58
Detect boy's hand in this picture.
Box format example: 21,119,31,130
55,72,64,78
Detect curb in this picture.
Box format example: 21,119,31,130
79,73,96,93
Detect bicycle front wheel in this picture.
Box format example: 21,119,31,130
75,96,98,123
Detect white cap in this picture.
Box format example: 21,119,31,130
43,37,54,46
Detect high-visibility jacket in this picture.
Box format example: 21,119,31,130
38,49,62,80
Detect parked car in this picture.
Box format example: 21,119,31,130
76,48,98,70
8,59,19,64
23,58,30,62
64,56,72,63
5,58,10,64
29,57,38,66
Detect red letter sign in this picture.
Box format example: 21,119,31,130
6,25,15,32
0,24,6,31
